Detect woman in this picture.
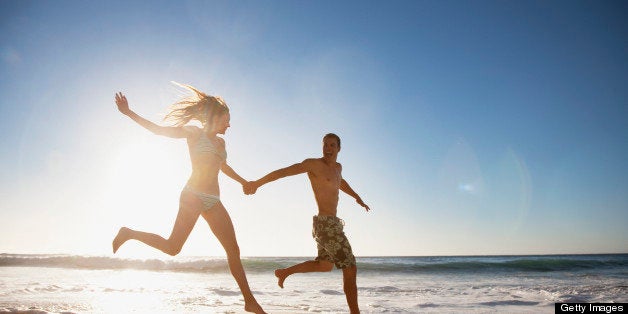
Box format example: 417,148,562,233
112,84,265,314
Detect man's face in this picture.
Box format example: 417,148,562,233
322,137,340,159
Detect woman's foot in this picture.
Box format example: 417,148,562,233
112,227,130,254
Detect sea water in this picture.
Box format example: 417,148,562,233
1,254,626,313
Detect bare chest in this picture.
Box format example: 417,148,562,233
309,165,341,187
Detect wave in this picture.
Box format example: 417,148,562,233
0,254,231,273
1,254,626,275
357,255,628,273
478,300,540,306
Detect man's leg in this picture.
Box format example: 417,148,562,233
275,260,334,288
342,265,359,313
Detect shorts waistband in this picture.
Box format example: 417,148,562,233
313,215,345,225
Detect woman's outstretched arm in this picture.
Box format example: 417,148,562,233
115,92,190,138
221,162,247,185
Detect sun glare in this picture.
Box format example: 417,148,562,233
105,136,189,258
110,139,181,194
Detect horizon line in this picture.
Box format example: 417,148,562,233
2,252,627,258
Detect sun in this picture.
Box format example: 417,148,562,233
105,135,189,258
109,137,186,192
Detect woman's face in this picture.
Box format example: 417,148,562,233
213,112,231,134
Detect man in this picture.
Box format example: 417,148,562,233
244,133,370,314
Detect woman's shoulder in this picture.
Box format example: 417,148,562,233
182,125,201,132
182,125,202,137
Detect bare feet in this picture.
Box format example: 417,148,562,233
244,301,266,314
274,269,288,288
112,227,130,254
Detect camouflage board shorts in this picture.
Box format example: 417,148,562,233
312,215,356,269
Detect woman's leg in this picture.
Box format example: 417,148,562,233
113,204,200,255
201,203,265,314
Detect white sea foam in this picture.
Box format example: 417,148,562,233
0,254,626,313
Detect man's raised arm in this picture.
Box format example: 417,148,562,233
245,160,310,195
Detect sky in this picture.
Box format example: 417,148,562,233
1,0,627,258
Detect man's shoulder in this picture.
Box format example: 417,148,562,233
302,158,341,170
300,158,326,172
302,157,320,164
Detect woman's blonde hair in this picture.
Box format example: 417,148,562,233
163,82,229,128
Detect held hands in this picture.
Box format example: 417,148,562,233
115,92,131,115
242,181,259,195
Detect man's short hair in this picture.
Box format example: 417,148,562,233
324,133,341,148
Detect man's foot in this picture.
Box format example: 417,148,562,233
112,227,130,254
274,269,288,288
244,300,266,314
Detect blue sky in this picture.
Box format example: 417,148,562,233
1,0,626,257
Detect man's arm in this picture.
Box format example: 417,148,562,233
245,160,310,194
340,179,370,211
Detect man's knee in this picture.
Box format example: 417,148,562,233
317,260,334,272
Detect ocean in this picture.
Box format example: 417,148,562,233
0,254,626,313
